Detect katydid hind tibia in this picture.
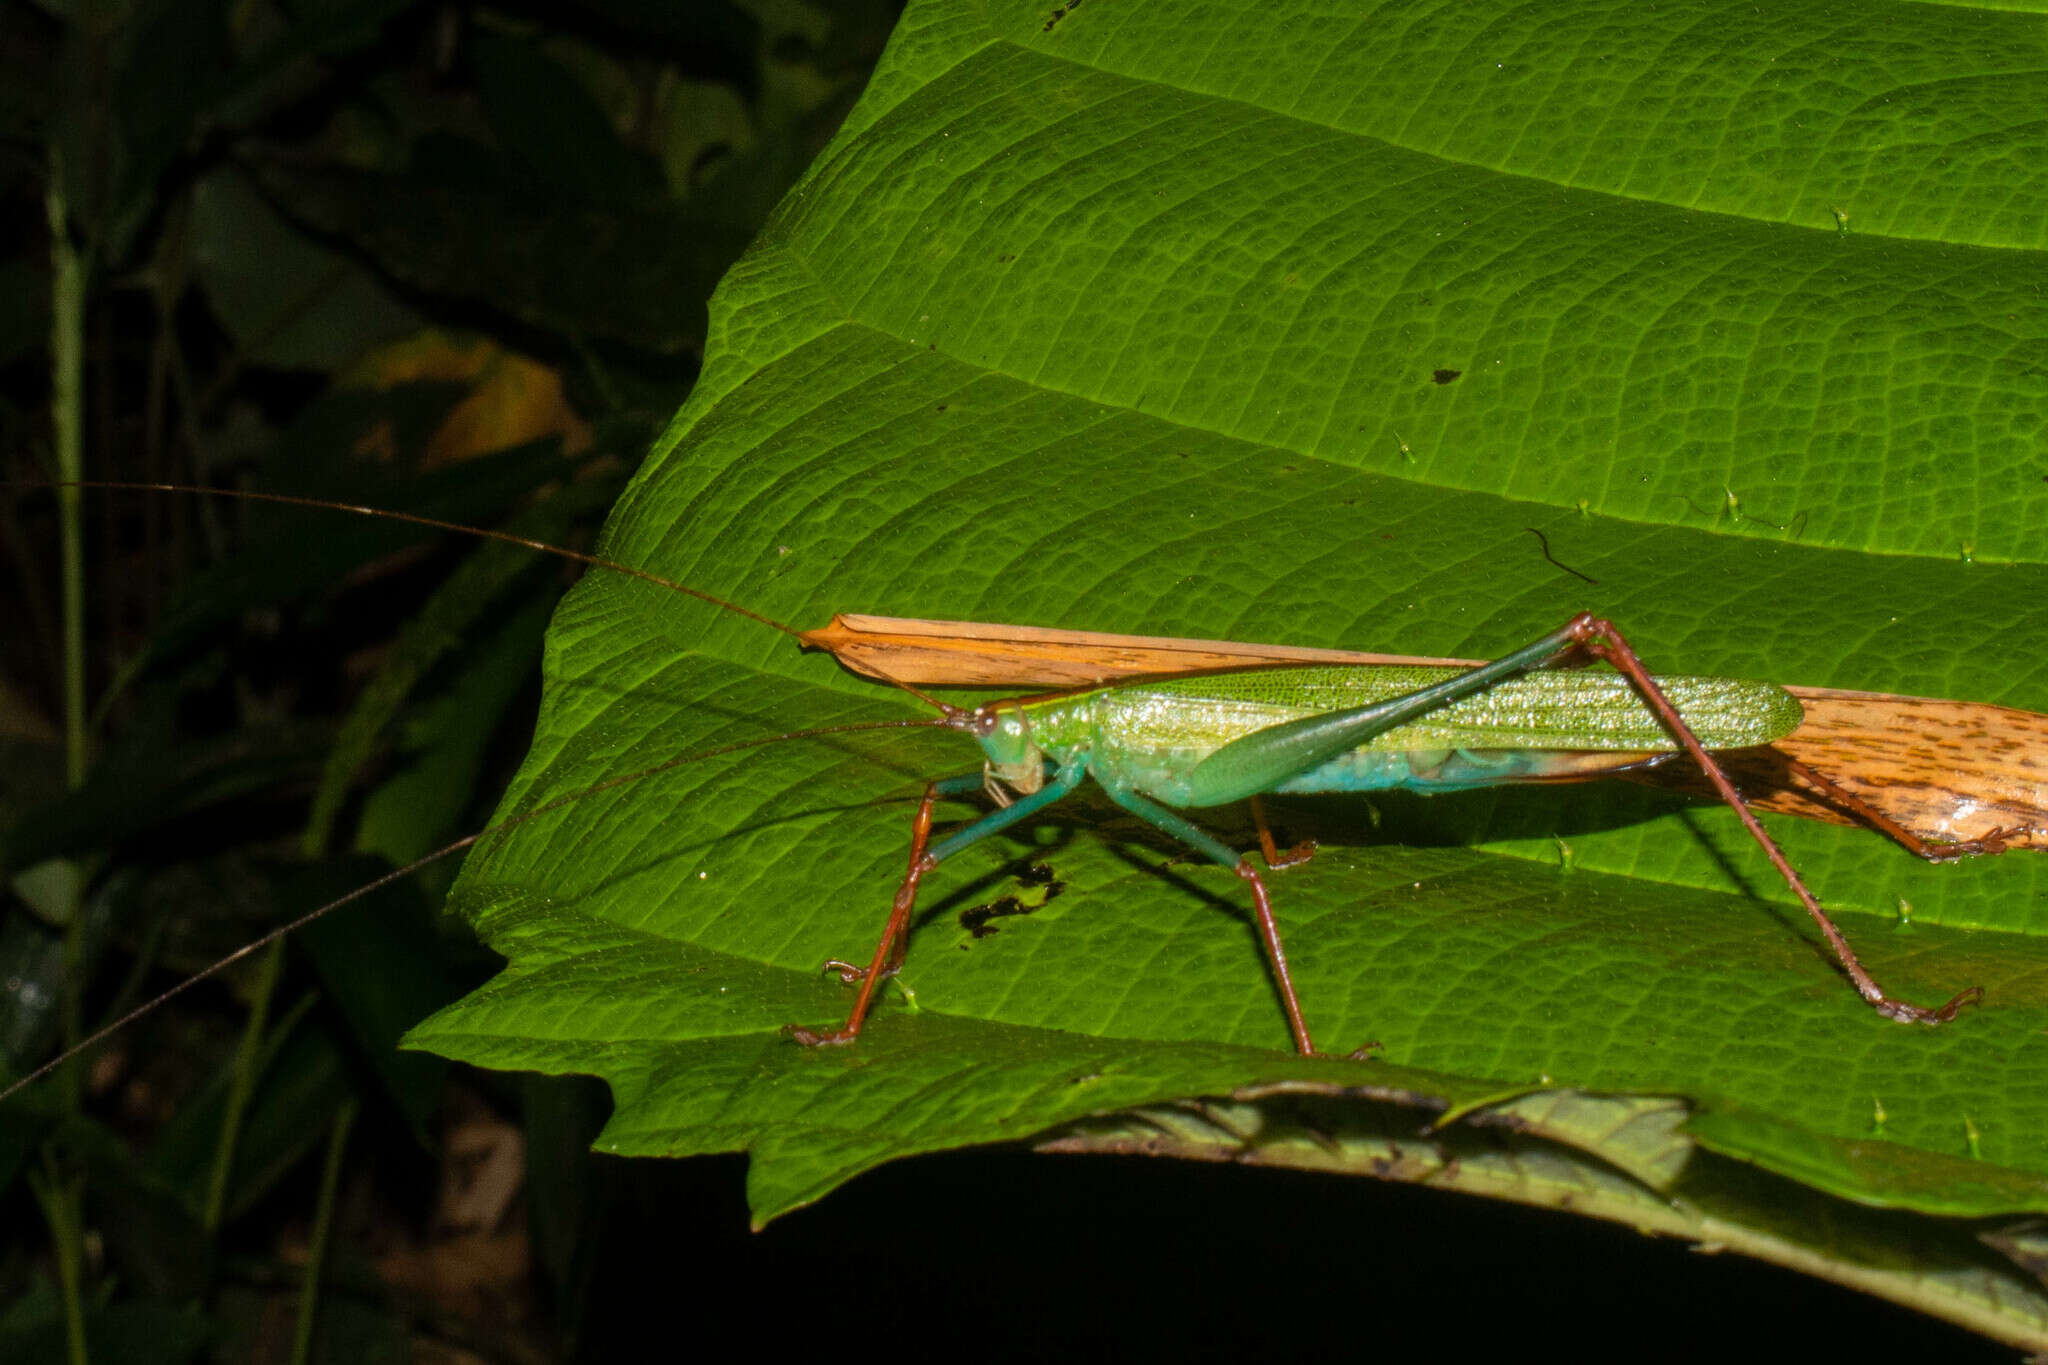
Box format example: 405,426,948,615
1,480,1995,1102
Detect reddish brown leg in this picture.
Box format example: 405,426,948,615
1095,780,1328,1055
1232,860,1318,1055
785,782,942,1046
1250,794,1318,870
1783,759,2012,861
1570,614,1981,1025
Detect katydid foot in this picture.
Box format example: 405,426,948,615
785,790,943,1048
1261,836,1319,871
783,1022,857,1046
1870,984,1983,1026
1783,760,2023,860
1921,830,2017,861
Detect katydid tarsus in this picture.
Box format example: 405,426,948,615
1,479,1994,1101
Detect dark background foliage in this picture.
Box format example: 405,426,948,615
0,1,2016,1360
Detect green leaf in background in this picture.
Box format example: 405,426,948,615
470,27,669,210
189,166,421,372
239,6,894,355
403,0,2048,1345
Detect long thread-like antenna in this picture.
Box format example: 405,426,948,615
14,480,960,715
0,717,944,1105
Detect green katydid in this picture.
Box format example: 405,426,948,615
0,481,1997,1101
781,613,1990,1055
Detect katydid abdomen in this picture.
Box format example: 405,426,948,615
1024,668,1804,805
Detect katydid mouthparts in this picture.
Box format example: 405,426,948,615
1,481,1990,1100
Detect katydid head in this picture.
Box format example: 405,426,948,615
961,699,1043,794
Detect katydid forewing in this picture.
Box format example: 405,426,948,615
0,478,2003,1105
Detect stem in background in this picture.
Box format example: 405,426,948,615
46,155,86,789
290,1099,358,1365
47,153,89,1122
29,1152,89,1365
203,938,286,1233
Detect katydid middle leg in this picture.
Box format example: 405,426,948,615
1096,784,1320,1056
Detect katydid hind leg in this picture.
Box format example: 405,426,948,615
1568,615,1982,1025
1188,607,1980,1026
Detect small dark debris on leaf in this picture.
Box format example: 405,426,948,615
1016,861,1058,889
1044,0,1082,31
961,895,1028,938
1523,526,1598,585
960,861,1063,938
1431,368,1462,385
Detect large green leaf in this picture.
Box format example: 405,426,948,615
406,0,2048,1341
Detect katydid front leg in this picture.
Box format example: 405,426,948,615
786,764,1087,1046
787,760,1329,1054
